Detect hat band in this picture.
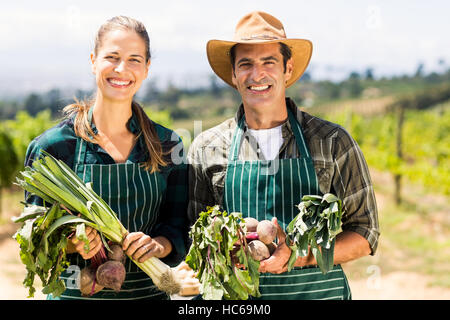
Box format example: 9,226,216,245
239,34,284,41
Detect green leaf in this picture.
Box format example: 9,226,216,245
321,239,335,274
45,215,94,240
11,205,47,223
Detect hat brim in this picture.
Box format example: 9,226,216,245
206,38,313,89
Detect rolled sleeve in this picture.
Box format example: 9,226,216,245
331,128,380,255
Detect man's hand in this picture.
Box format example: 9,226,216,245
258,217,291,274
67,226,102,259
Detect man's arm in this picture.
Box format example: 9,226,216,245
294,231,371,267
258,218,371,273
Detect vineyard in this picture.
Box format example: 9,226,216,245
0,75,449,299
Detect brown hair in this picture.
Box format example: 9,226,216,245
229,42,292,73
63,16,167,173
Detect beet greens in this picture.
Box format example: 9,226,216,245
185,206,260,300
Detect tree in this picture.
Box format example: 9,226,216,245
142,79,161,104
365,68,375,81
24,93,45,116
209,74,222,98
44,88,63,117
347,71,363,97
414,62,425,78
0,129,19,216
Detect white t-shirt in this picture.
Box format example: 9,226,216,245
247,124,284,160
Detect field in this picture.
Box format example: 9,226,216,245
0,88,449,300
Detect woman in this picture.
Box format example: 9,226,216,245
24,16,189,300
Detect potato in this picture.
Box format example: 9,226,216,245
244,217,259,232
256,220,277,244
248,240,270,261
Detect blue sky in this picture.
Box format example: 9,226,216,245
1,0,449,96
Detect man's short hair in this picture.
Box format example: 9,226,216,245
229,42,292,73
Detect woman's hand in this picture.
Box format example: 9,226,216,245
67,226,102,260
122,232,172,263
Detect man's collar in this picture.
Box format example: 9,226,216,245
234,97,298,135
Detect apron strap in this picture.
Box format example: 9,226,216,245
228,106,311,161
287,107,311,159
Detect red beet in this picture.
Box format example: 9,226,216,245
96,260,126,292
256,220,277,245
245,232,259,241
107,243,126,264
244,217,259,232
79,265,104,296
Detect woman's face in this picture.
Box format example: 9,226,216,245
91,28,150,103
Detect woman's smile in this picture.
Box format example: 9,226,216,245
107,77,133,88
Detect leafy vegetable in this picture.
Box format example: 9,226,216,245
14,150,180,296
13,203,76,297
286,193,343,274
185,206,261,300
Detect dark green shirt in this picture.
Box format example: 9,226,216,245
24,107,189,266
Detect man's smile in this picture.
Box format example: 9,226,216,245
247,84,272,93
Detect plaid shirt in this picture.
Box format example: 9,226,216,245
24,107,189,265
188,98,380,254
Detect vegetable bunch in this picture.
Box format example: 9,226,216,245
185,206,260,300
12,203,76,297
286,193,343,274
14,150,180,297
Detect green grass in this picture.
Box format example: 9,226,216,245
343,169,450,288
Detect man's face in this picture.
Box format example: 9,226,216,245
231,42,293,111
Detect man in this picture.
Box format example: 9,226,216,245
187,11,379,300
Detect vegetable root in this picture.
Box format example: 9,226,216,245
79,265,104,296
96,260,126,292
248,240,270,261
256,220,277,244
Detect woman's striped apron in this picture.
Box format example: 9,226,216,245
49,111,169,300
223,107,352,300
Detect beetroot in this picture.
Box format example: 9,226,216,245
244,217,259,232
248,240,270,261
96,260,126,292
245,232,259,241
256,220,277,244
107,243,126,264
79,265,104,296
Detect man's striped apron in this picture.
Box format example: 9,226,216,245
49,110,169,300
223,107,352,300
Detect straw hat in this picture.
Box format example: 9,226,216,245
206,11,313,88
